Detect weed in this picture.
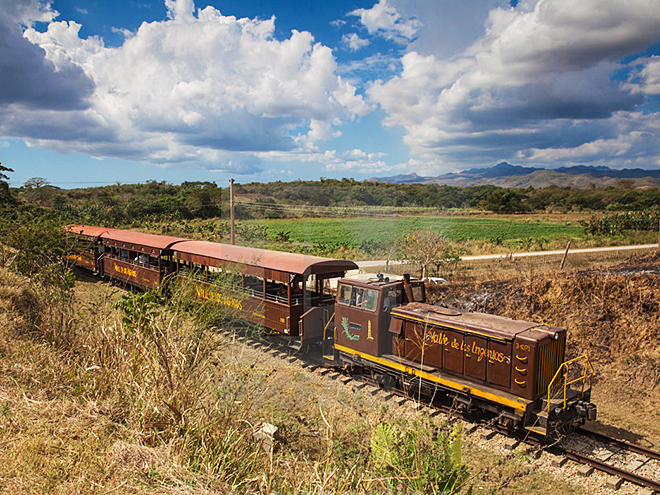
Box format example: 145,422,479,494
371,419,470,493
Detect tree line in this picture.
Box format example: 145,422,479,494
5,175,660,223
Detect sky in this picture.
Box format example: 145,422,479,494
1,0,660,188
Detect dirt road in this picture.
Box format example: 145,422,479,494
356,243,658,269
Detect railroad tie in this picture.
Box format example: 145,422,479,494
604,475,623,490
504,438,519,451
576,464,594,477
624,458,645,472
480,430,497,441
367,386,380,396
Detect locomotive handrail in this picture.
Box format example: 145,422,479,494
546,354,594,415
322,311,335,342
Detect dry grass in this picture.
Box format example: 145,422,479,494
0,267,475,493
2,242,660,493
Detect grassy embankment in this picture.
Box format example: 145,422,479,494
0,262,472,494
5,250,659,494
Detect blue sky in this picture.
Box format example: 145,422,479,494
1,0,660,188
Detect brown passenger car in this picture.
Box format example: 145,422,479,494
171,240,357,345
67,225,357,347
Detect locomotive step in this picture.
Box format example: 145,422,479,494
541,389,581,410
525,425,548,436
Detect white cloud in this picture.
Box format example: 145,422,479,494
341,33,370,52
369,0,660,169
321,148,393,173
0,0,93,110
0,0,369,174
349,0,420,44
625,56,660,95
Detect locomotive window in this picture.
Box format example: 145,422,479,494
384,289,403,311
351,288,365,307
338,284,352,305
361,289,378,311
337,285,378,311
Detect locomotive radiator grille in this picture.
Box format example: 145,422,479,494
536,336,566,396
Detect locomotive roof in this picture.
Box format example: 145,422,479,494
392,302,562,341
173,240,358,276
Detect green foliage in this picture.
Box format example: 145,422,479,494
113,292,159,333
370,420,469,493
0,162,15,205
0,213,75,292
582,209,660,235
270,229,292,243
13,175,660,231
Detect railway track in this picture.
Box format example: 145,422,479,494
227,331,660,493
550,427,660,492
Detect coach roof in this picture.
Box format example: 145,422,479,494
173,240,358,276
67,225,187,250
66,224,119,238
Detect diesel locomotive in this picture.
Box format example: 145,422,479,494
67,224,596,439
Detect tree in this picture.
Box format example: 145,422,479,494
21,177,59,206
0,162,15,205
400,227,459,279
23,177,50,189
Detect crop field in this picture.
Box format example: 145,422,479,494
246,214,585,246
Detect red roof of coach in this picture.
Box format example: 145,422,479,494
173,240,358,276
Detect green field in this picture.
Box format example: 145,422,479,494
246,215,585,246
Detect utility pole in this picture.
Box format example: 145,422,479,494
230,178,235,245
560,240,571,271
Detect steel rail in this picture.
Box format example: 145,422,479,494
555,445,660,492
578,426,660,461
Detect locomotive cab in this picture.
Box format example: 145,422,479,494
329,273,425,359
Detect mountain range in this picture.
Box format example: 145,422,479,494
368,162,660,188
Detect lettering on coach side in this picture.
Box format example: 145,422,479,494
195,286,243,310
114,263,137,278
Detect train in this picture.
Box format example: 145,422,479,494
66,224,596,439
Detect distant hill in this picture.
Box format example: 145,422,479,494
368,162,660,188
